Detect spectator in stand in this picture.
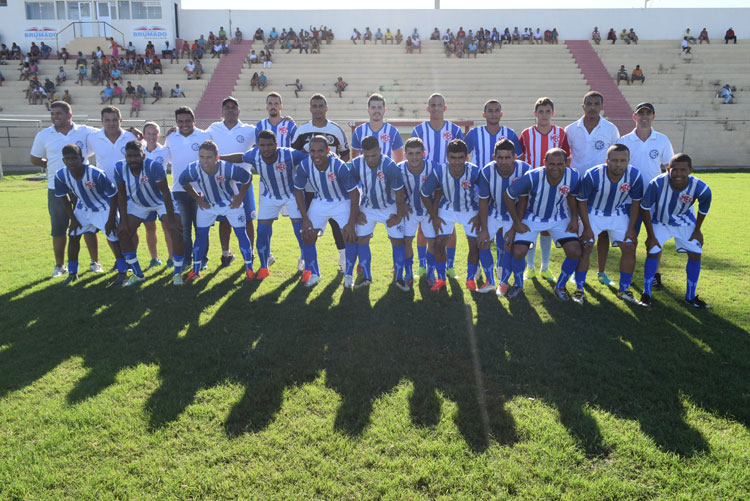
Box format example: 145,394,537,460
247,50,257,67
511,27,521,44
43,77,55,94
412,34,422,53
40,42,52,59
95,46,103,59
184,59,196,79
631,65,645,84
152,56,162,74
430,27,441,40
258,72,267,90
620,28,629,43
468,40,478,57
45,90,59,110
197,34,206,52
251,71,260,91
607,28,617,44
109,38,119,59
62,89,72,104
193,42,203,60
698,28,710,44
234,28,243,44
551,28,559,44
11,43,22,60
170,83,186,98
363,27,373,44
59,47,69,64
56,66,67,86
76,64,87,85
112,82,123,103
100,83,114,104
145,40,155,57
725,27,737,44
533,28,544,44
311,37,320,54
181,40,190,58
351,28,361,44
111,66,123,83
151,82,163,104
76,51,86,67
395,29,403,44
0,68,4,86
406,36,413,53
125,80,135,101
218,26,227,42
163,41,177,63
126,41,136,60
334,76,348,97
194,59,204,79
385,28,393,44
681,37,692,55
684,28,697,43
30,42,40,58
212,41,222,58
719,84,734,104
221,41,230,55
130,94,141,117
264,50,272,68
136,84,147,100
256,28,266,41
616,65,630,85
628,29,638,44
375,28,384,44
287,78,303,98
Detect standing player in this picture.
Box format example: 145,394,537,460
114,141,186,285
565,91,621,287
178,140,255,282
207,97,257,267
640,153,711,308
255,92,298,147
30,101,100,277
142,121,174,267
349,136,409,290
518,97,571,283
54,144,127,286
572,144,644,304
465,100,522,169
411,93,464,279
504,149,583,300
420,139,481,292
351,93,404,162
476,139,531,295
293,136,359,287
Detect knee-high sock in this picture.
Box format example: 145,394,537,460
479,248,495,286
494,233,503,267
556,257,579,289
344,242,358,276
232,226,254,272
426,250,436,280
643,256,659,296
405,257,414,282
124,251,144,278
292,220,304,258
193,227,210,274
436,259,446,280
256,222,272,268
68,260,79,275
500,249,513,285
172,253,184,275
618,271,633,292
302,243,319,276
393,244,405,281
526,238,537,269
358,243,372,280
512,256,525,288
116,257,128,274
447,247,456,269
685,259,701,301
417,245,427,268
540,234,553,270
574,270,588,290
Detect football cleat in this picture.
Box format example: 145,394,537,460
123,274,145,287
61,273,78,285
220,252,235,267
430,278,446,292
506,284,524,299
344,275,354,289
394,279,410,292
89,261,104,273
51,265,68,278
653,272,664,290
540,269,556,283
524,268,536,280
465,279,477,291
571,288,585,304
107,273,127,288
476,282,495,294
255,267,269,280
354,278,372,289
304,273,321,287
246,269,256,281
301,269,312,284
640,293,652,307
597,272,615,287
145,258,162,271
684,295,712,309
267,255,276,267
554,287,571,301
166,258,174,268
173,274,184,286
417,266,428,277
616,289,640,304
185,270,201,282
496,282,509,297
446,267,457,279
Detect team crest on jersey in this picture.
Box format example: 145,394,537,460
278,126,288,135
155,156,164,164
595,140,605,150
442,131,453,141
120,146,126,154
461,180,472,190
275,162,287,172
376,170,385,181
76,141,84,149
550,134,559,143
139,175,149,184
421,175,428,183
619,183,631,193
649,149,659,159
84,180,96,189
327,172,337,181
680,193,694,204
216,175,226,182
238,214,245,223
380,133,391,143
558,185,570,196
236,136,245,143
191,143,200,151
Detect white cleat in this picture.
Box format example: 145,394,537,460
267,254,276,267
173,274,184,286
89,261,104,273
297,258,305,272
476,283,495,294
344,275,354,289
304,274,321,287
51,265,68,278
123,274,145,287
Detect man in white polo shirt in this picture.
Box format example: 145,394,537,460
30,101,101,278
565,90,621,286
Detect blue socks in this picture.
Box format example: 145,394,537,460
574,270,588,291
643,256,659,296
467,261,478,283
619,271,633,292
512,256,525,288
500,249,513,285
479,248,495,286
436,260,446,280
302,243,319,276
124,251,143,278
68,260,78,275
193,227,210,274
686,259,701,301
358,243,372,280
115,256,128,274
426,250,436,281
345,242,358,276
393,244,405,281
447,246,456,269
232,226,254,272
405,257,414,283
556,257,578,289
256,222,272,268
417,245,427,269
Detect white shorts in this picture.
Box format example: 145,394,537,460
258,195,301,221
197,205,247,228
127,200,178,222
403,213,436,239
356,206,404,238
583,212,631,247
514,218,577,248
308,199,350,236
71,207,118,242
438,208,479,238
650,222,702,254
486,216,512,241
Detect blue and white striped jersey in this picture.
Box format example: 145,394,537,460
411,121,464,163
421,162,480,213
465,125,523,169
349,155,404,210
397,160,438,217
114,158,167,208
178,160,251,207
255,118,298,148
477,160,530,221
352,122,404,157
577,164,644,217
54,165,116,212
294,155,356,202
641,173,711,226
242,146,308,200
507,167,581,222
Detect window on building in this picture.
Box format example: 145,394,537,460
56,0,65,19
118,1,130,19
0,0,9,7
67,2,79,19
25,1,56,19
131,1,160,19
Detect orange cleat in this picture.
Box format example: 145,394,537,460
255,267,270,280
185,270,200,282
430,278,446,292
301,269,312,283
246,269,256,281
465,279,477,291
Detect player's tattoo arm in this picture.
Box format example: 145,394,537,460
219,153,244,164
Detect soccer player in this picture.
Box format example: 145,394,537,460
30,101,100,277
572,144,644,304
476,139,531,295
465,100,522,170
255,92,297,147
207,97,257,267
420,139,481,292
178,140,255,282
565,91,621,287
114,141,186,286
220,129,309,279
411,93,464,279
54,144,127,287
518,97,571,283
349,136,409,290
351,93,404,162
640,153,711,308
293,136,359,287
142,121,174,266
504,148,582,300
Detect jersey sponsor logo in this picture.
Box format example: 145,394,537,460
595,140,605,150
680,193,694,204
191,143,200,151
278,126,288,135
442,131,453,141
619,183,631,193
139,175,149,184
376,170,385,180
275,162,287,172
84,180,96,189
380,133,391,143
236,135,245,143
649,149,659,159
216,175,226,182
461,179,472,190
558,185,570,196
327,172,337,182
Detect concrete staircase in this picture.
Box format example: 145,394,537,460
194,40,254,122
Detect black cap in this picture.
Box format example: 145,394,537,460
634,102,655,113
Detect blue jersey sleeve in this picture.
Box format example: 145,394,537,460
420,165,442,197
229,163,251,184
54,170,70,198
291,149,308,165
578,170,594,202
95,171,117,198
569,170,581,198
508,130,523,157
464,129,476,155
695,180,711,215
507,171,532,200
640,178,658,210
629,170,644,201
351,128,362,150
477,166,491,199
385,160,404,191
337,161,357,192
114,162,125,185
241,146,259,166
178,164,197,186
293,162,309,190
454,125,464,141
391,129,404,150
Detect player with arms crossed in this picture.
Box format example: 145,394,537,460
504,148,582,300
572,144,644,304
178,141,255,282
351,93,404,162
639,153,711,308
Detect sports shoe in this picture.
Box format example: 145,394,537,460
145,258,162,271
684,295,712,309
506,284,524,299
465,279,477,291
354,278,372,289
430,278,446,292
123,274,145,287
476,283,495,294
338,251,346,273
616,289,640,304
540,269,556,283
653,272,664,290
107,273,127,288
572,288,585,304
185,270,200,282
220,252,235,267
297,258,305,272
255,267,269,280
640,292,652,307
417,266,427,277
495,265,502,280
200,260,209,271
524,268,536,280
554,287,571,301
597,272,615,287
62,273,78,285
89,261,104,273
304,273,321,287
51,265,68,278
301,269,312,284
496,282,508,297
173,274,184,286
246,269,256,281
446,267,457,279
166,258,174,268
394,279,410,292
344,275,354,289
267,255,276,267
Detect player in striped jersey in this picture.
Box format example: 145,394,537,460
640,153,712,308
519,97,571,283
476,139,531,295
351,93,404,162
411,93,463,279
349,136,409,290
255,92,297,148
54,144,128,287
573,144,644,304
220,129,309,279
114,141,186,286
420,139,481,292
178,141,255,282
504,148,583,300
293,136,359,287
142,121,173,268
465,100,522,170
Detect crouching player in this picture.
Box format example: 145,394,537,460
504,148,582,300
476,139,531,295
293,135,359,287
55,144,128,286
640,153,711,308
114,140,186,286
573,144,644,304
178,140,255,282
420,139,481,292
349,136,409,290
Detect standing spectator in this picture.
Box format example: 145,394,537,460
698,28,710,44
130,94,141,117
287,78,303,98
110,38,119,58
725,27,737,44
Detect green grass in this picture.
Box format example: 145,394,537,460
1,172,749,499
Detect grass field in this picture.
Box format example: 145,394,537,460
1,171,749,499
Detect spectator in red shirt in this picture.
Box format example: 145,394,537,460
725,27,736,44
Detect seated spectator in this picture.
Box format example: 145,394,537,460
502,28,511,44
234,28,243,44
311,37,320,54
363,27,372,44
523,28,532,43
151,82,162,104
197,35,206,51
76,64,87,85
62,89,72,104
58,47,69,64
445,39,455,57
512,27,521,44
163,41,177,63
620,29,629,42
607,28,617,44
181,40,190,58
430,27,441,40
628,28,638,45
170,83,185,98
145,41,155,57
255,28,265,41
194,59,204,79
286,78,303,98
125,80,135,101
43,77,55,94
258,71,267,90
247,50,257,67
100,83,114,104
46,90,59,110
90,61,101,84
134,56,145,75
193,43,203,60
28,60,39,78
385,28,393,44
130,95,141,117
95,46,103,59
184,59,196,79
468,40,478,57
334,76,348,97
616,65,630,85
375,28,384,44
218,26,227,42
725,27,737,44
56,66,67,86
136,84,147,99
412,28,420,39
212,41,222,58
412,35,421,53
111,67,123,83
681,37,692,55
11,43,22,60
631,65,645,84
1,43,11,63
684,28,696,44
250,71,260,91
30,42,40,58
263,50,272,68
76,51,86,67
533,28,544,44
457,26,466,41
152,56,162,74
405,36,413,53
113,82,124,103
698,28,710,44
126,42,136,60
719,84,734,104
551,28,559,44
395,29,403,44
40,42,52,59
351,28,361,45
